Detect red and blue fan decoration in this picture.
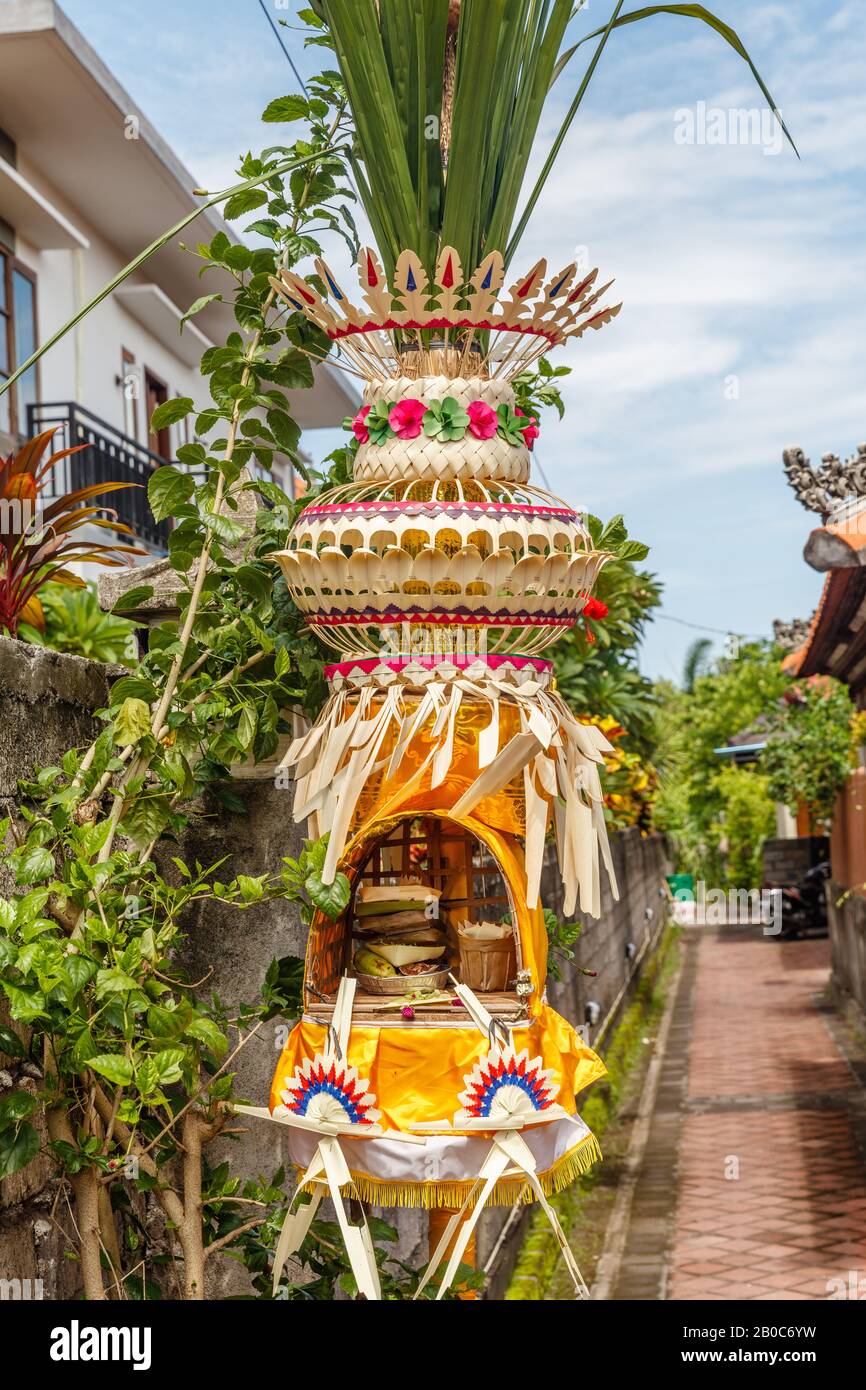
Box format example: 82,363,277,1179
457,1048,557,1123
275,1054,381,1128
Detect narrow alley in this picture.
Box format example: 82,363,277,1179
610,928,866,1300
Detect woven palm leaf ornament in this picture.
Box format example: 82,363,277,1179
244,0,792,1297
271,245,621,917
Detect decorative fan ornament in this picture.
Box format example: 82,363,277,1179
457,1048,556,1121
277,1055,381,1127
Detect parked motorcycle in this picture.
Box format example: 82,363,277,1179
777,860,830,939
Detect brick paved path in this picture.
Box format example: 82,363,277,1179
613,928,866,1300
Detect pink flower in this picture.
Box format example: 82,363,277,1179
515,407,540,451
401,1005,415,1020
351,404,371,444
388,398,427,440
467,400,498,440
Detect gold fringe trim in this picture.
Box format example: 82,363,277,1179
298,1131,602,1211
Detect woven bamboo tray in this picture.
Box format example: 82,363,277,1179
351,966,449,996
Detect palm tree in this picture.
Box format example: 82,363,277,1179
682,637,713,693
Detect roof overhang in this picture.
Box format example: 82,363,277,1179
0,154,88,249
0,1,235,344
0,1,359,429
115,284,212,369
788,567,866,694
713,742,766,764
803,498,866,572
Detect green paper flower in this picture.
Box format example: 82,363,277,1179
423,397,470,443
496,403,527,447
366,399,394,445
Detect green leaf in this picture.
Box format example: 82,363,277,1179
366,399,393,445
207,231,231,263
95,967,140,998
237,704,257,751
234,564,273,605
237,873,267,903
151,397,194,431
305,870,351,920
87,1054,134,1086
114,697,152,747
0,1091,38,1125
204,511,246,545
223,189,268,221
14,846,54,886
119,795,173,848
185,1017,229,1058
274,647,291,679
262,95,309,123
135,1057,159,1097
270,352,314,392
148,465,195,522
224,244,253,272
154,1048,185,1085
267,409,303,453
2,982,47,1023
110,585,154,615
147,1006,191,1042
0,1121,39,1179
0,1025,25,1058
181,294,221,329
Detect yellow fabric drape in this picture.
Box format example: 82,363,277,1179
270,1004,605,1132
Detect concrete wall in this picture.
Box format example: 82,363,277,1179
545,828,671,1037
827,880,866,1028
0,637,671,1298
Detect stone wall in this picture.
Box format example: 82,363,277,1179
0,638,121,1298
478,827,671,1293
0,637,670,1298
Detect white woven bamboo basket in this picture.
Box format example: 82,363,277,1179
354,376,531,484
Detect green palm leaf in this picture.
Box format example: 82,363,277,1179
513,4,798,258
323,0,793,277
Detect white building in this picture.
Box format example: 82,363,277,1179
0,0,355,553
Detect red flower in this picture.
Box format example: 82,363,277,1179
351,404,371,444
583,597,609,621
515,407,540,450
389,398,427,440
467,400,498,440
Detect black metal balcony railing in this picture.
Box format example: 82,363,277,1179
26,401,171,553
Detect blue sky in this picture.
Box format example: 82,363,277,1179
61,1,866,680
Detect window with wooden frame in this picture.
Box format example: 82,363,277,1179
0,250,38,438
144,367,170,460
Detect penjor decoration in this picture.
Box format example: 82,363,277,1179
236,0,790,1299
238,240,621,1298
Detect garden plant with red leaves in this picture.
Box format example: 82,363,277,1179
0,429,144,638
